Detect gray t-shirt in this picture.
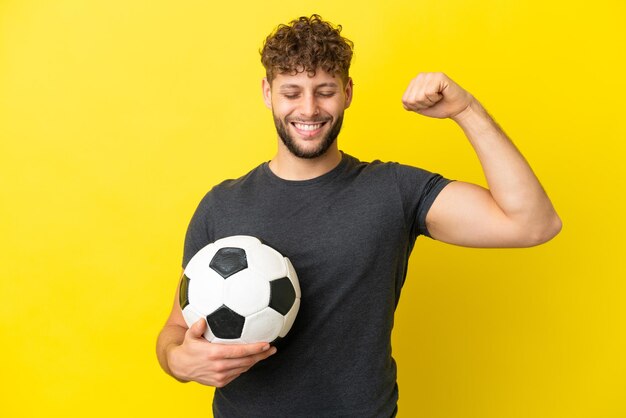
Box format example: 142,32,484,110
183,152,452,418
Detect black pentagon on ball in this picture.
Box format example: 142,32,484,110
179,274,190,309
269,277,296,315
209,247,248,279
206,305,245,339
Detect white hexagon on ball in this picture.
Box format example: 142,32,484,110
223,268,271,317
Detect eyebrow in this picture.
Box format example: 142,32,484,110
278,82,339,90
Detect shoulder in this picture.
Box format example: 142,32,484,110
203,163,266,197
189,164,265,214
342,153,452,209
342,152,435,182
214,163,265,190
342,153,395,175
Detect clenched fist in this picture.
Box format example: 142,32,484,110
402,72,474,120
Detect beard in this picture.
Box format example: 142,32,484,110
272,112,344,159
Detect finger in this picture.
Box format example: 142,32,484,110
215,347,278,379
213,369,246,388
197,368,245,388
402,90,432,111
401,83,415,105
247,345,278,364
215,347,277,372
424,89,443,104
213,342,272,359
402,73,447,109
401,74,422,103
187,318,207,339
403,96,430,112
203,346,278,387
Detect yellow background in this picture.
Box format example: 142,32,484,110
1,0,624,417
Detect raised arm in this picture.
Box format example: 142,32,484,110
402,72,561,247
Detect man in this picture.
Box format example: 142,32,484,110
156,15,561,417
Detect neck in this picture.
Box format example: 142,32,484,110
268,142,342,181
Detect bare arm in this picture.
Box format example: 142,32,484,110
156,270,277,387
402,72,562,247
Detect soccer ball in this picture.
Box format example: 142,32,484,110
179,235,301,344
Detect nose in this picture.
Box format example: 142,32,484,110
298,93,320,118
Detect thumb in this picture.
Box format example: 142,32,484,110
187,318,207,339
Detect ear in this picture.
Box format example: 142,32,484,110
262,77,272,109
344,77,354,109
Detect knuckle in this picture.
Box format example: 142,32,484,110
214,373,237,388
206,345,224,360
212,361,227,373
206,351,220,361
214,373,227,386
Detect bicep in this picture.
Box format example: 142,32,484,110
164,269,188,328
425,181,529,248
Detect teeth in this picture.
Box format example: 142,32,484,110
294,123,322,131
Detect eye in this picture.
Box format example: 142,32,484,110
317,91,336,98
282,93,300,99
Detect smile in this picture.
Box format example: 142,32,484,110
292,122,326,131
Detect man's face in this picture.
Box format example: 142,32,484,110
262,69,353,159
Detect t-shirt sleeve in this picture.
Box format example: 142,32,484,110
182,191,214,268
392,163,453,239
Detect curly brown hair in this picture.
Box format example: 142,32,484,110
260,14,354,85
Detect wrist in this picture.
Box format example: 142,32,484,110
451,97,480,123
165,343,190,383
450,98,495,135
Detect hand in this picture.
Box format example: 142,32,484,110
166,318,277,387
401,72,474,120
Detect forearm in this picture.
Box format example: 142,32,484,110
156,323,189,382
452,99,561,240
